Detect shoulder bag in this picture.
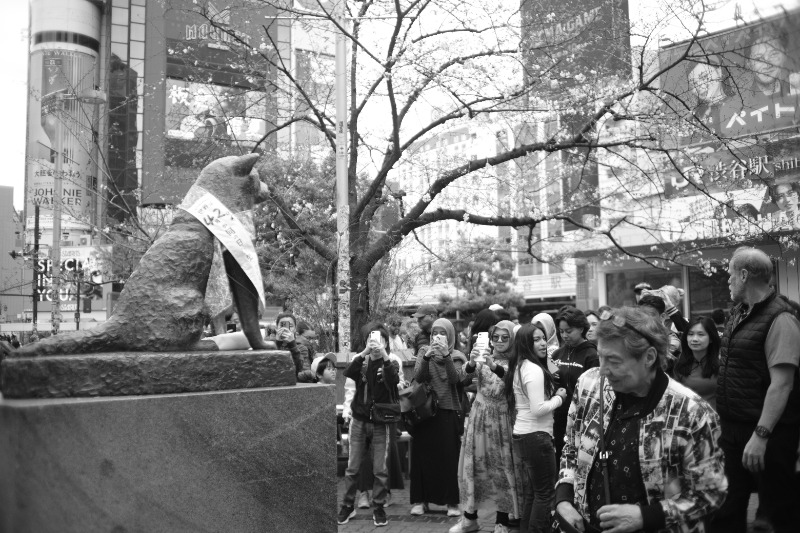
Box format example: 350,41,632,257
398,380,438,429
368,359,401,424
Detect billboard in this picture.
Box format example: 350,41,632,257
659,11,800,221
165,79,269,147
25,0,102,233
34,245,111,305
149,0,279,203
521,0,631,94
659,11,800,146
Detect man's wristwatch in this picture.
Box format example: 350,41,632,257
754,425,771,439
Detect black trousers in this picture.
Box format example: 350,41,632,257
711,420,800,533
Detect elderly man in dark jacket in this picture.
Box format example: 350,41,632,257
713,247,800,533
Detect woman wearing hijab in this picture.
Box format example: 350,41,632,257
451,320,523,533
409,318,467,517
531,312,559,357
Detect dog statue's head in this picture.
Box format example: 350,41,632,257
194,153,269,213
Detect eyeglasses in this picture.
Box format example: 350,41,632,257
603,313,657,347
491,335,510,342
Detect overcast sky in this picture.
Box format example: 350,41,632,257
0,0,797,212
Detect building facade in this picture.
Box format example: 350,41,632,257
576,10,800,315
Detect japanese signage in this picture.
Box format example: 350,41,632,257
662,137,800,233
657,10,800,236
659,11,800,146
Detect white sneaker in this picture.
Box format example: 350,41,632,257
493,525,511,533
410,503,425,515
447,505,461,517
449,517,480,533
358,491,370,509
384,493,393,507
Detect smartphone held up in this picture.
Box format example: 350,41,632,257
475,332,489,363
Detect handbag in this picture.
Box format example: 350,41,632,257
363,358,401,425
371,402,401,424
398,381,438,428
552,376,610,533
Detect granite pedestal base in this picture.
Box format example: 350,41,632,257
0,384,336,533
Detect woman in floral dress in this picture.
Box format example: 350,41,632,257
451,319,523,533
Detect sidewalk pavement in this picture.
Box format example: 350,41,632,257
336,477,759,533
336,478,495,533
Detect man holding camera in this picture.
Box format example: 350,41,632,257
338,326,399,527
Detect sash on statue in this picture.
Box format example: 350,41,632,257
178,185,265,318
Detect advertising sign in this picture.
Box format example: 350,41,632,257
161,0,277,171
165,79,268,147
25,0,101,233
659,11,800,218
521,0,631,94
659,11,800,146
34,246,111,304
27,52,99,232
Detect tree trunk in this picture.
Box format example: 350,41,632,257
349,266,371,351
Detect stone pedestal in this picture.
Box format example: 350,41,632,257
0,384,336,533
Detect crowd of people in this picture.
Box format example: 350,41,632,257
331,246,800,533
0,334,20,348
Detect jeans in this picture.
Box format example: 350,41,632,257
711,421,800,533
513,431,557,533
344,419,390,507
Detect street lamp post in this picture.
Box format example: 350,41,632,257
50,99,65,335
334,0,351,355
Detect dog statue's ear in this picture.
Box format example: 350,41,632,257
234,153,260,175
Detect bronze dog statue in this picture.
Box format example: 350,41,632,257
2,153,272,358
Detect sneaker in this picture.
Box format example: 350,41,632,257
373,505,388,527
449,517,480,533
337,505,356,525
357,491,370,509
493,525,511,533
447,505,461,517
410,503,425,515
384,492,393,508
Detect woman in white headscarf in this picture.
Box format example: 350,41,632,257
409,318,467,518
531,313,559,357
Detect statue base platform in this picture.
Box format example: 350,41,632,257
0,384,336,533
1,350,295,398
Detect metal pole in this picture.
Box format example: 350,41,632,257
33,205,39,330
335,0,350,355
75,269,81,331
50,98,64,335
